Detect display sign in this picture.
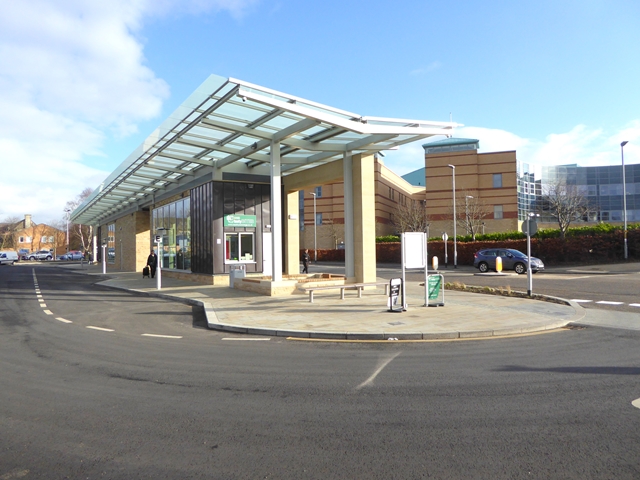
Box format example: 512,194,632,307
154,235,162,243
388,278,402,312
428,275,441,300
402,232,426,269
224,214,257,228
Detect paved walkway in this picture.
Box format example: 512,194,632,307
56,263,585,340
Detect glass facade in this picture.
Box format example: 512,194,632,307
107,224,115,264
517,162,640,223
152,198,191,270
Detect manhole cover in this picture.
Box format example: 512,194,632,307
388,321,405,326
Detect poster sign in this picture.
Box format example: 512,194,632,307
224,214,257,228
402,232,426,269
388,278,402,312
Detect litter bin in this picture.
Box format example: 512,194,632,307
229,265,246,288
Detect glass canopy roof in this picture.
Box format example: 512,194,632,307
72,74,460,225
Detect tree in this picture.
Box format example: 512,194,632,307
447,191,489,241
392,198,430,234
537,179,594,239
457,192,489,241
64,188,94,252
323,216,342,249
0,216,20,249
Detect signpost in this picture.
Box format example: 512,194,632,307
442,232,448,267
523,217,539,296
154,231,164,290
388,278,402,312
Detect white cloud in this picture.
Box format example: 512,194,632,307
383,122,640,180
0,0,256,224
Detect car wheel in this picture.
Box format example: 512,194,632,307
46,256,52,261
29,256,35,261
478,262,489,273
514,263,526,274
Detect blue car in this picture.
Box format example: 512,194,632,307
473,248,544,274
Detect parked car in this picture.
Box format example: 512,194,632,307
18,248,30,260
27,250,54,261
473,248,544,274
0,251,19,265
57,250,83,261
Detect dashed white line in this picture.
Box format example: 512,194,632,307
633,397,640,410
596,301,624,305
571,299,593,303
629,304,640,308
141,334,182,339
55,317,72,324
42,310,53,315
86,326,115,332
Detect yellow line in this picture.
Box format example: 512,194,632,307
286,328,569,343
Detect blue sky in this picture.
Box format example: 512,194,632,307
1,0,639,223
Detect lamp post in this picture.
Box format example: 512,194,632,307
621,141,629,259
448,165,457,268
310,192,317,262
465,195,473,237
526,213,540,297
64,208,71,252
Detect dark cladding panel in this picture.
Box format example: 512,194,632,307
190,182,214,275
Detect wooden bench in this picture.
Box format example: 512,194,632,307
304,282,390,303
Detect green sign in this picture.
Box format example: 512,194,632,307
224,214,257,228
428,275,441,300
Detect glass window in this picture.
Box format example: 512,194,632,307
19,236,25,243
494,205,504,219
314,186,322,198
107,224,115,264
225,232,254,262
493,174,503,188
316,212,323,225
152,197,191,271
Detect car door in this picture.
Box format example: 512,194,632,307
483,249,497,269
497,249,514,270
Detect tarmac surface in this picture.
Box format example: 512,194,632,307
47,262,590,340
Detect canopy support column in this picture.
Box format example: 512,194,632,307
270,141,283,282
343,153,355,280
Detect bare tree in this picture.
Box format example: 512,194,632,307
323,216,342,249
447,191,489,240
537,179,593,239
65,188,94,251
392,199,430,233
0,216,20,249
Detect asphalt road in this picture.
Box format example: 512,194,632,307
2,265,640,479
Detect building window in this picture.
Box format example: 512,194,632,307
494,205,504,219
48,236,54,243
41,236,47,244
314,186,322,198
225,232,254,262
152,197,191,271
19,236,25,243
493,174,503,188
107,224,115,264
316,212,323,226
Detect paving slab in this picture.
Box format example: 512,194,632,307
52,263,587,340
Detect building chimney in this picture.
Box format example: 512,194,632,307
24,214,32,228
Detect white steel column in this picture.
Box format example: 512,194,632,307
343,152,355,279
92,233,98,264
270,141,283,282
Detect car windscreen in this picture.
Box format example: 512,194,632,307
507,249,526,258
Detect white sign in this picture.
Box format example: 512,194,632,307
154,235,162,243
402,232,426,269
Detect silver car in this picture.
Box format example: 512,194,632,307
473,248,544,274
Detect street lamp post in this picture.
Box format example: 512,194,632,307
526,213,539,297
448,165,457,268
64,208,71,252
621,141,629,259
310,192,317,262
465,195,473,237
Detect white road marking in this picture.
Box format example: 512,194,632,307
142,334,182,339
571,299,593,303
87,326,115,332
0,468,30,479
356,352,402,390
632,398,640,409
222,337,271,341
55,317,72,324
38,298,44,302
596,301,624,305
629,304,640,308
43,310,53,315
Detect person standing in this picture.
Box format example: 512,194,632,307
147,249,158,279
302,248,310,274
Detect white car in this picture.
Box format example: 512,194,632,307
28,250,53,261
0,251,19,265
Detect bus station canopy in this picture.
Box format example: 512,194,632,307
72,74,459,225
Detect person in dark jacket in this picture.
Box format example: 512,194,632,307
302,249,310,274
147,250,158,278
